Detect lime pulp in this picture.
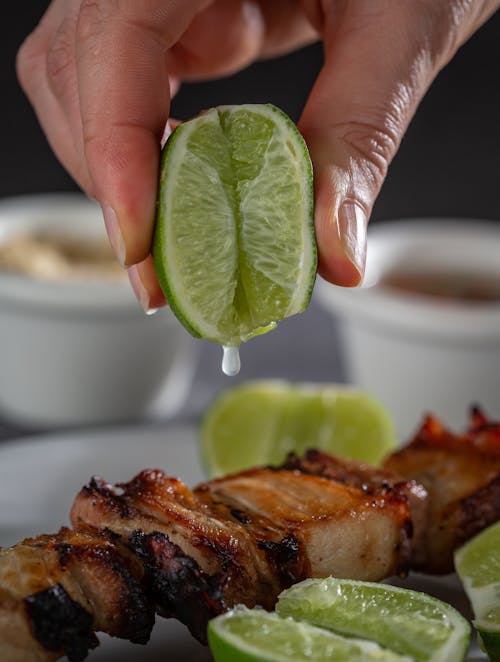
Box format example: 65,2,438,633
455,521,500,661
208,606,413,662
276,577,470,662
152,104,317,355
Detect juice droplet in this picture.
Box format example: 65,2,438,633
222,345,241,377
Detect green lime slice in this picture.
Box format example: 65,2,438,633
276,577,470,662
478,631,500,662
208,606,413,662
200,380,397,477
153,104,316,350
455,521,500,661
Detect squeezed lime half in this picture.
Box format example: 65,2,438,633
153,104,316,359
200,380,397,477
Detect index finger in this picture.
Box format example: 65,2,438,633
75,0,211,266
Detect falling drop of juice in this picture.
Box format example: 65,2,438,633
222,345,241,377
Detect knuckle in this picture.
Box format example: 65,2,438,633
335,119,398,188
403,0,473,69
81,118,126,177
46,19,75,97
16,32,45,93
77,0,107,43
81,117,103,157
82,118,139,158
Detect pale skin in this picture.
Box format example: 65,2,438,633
17,0,499,312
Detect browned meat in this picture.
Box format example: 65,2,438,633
280,449,429,555
71,462,412,612
71,471,256,611
1,407,499,661
195,461,413,585
0,528,153,661
69,460,413,647
384,406,500,573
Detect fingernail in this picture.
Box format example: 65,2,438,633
101,204,126,267
128,265,157,315
242,1,265,35
161,120,173,148
337,201,367,281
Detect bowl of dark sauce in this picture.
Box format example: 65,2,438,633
316,218,500,440
380,269,500,304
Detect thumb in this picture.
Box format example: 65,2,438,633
300,1,445,286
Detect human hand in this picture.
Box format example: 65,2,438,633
17,0,499,312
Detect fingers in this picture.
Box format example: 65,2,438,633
299,0,442,286
16,0,317,316
167,0,265,80
17,0,210,313
167,0,318,81
74,0,210,267
17,0,93,194
301,0,500,286
255,0,318,58
22,0,496,305
128,256,166,314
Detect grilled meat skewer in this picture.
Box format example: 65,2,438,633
0,456,419,662
72,461,417,612
1,408,499,661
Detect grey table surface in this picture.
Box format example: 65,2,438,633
0,296,345,443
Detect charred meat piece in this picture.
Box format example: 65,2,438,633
71,471,259,612
71,462,414,620
194,461,413,585
0,528,154,662
2,408,499,661
281,449,429,554
384,406,500,573
129,530,226,641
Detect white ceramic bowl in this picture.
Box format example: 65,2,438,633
0,193,198,428
316,218,500,441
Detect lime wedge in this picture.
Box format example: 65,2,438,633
153,104,316,349
276,577,470,662
208,606,413,662
455,521,500,661
200,380,397,477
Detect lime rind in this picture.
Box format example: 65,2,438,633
276,577,470,662
454,522,500,661
454,521,500,589
153,104,316,347
460,581,500,626
154,112,235,340
477,628,500,662
208,606,413,662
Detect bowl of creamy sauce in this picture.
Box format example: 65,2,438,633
0,193,197,427
0,231,125,282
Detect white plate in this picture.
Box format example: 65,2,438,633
0,424,212,661
0,425,487,661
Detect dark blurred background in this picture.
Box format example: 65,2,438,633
2,3,499,221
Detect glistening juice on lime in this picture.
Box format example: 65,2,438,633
208,578,471,662
455,521,500,661
152,104,317,375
